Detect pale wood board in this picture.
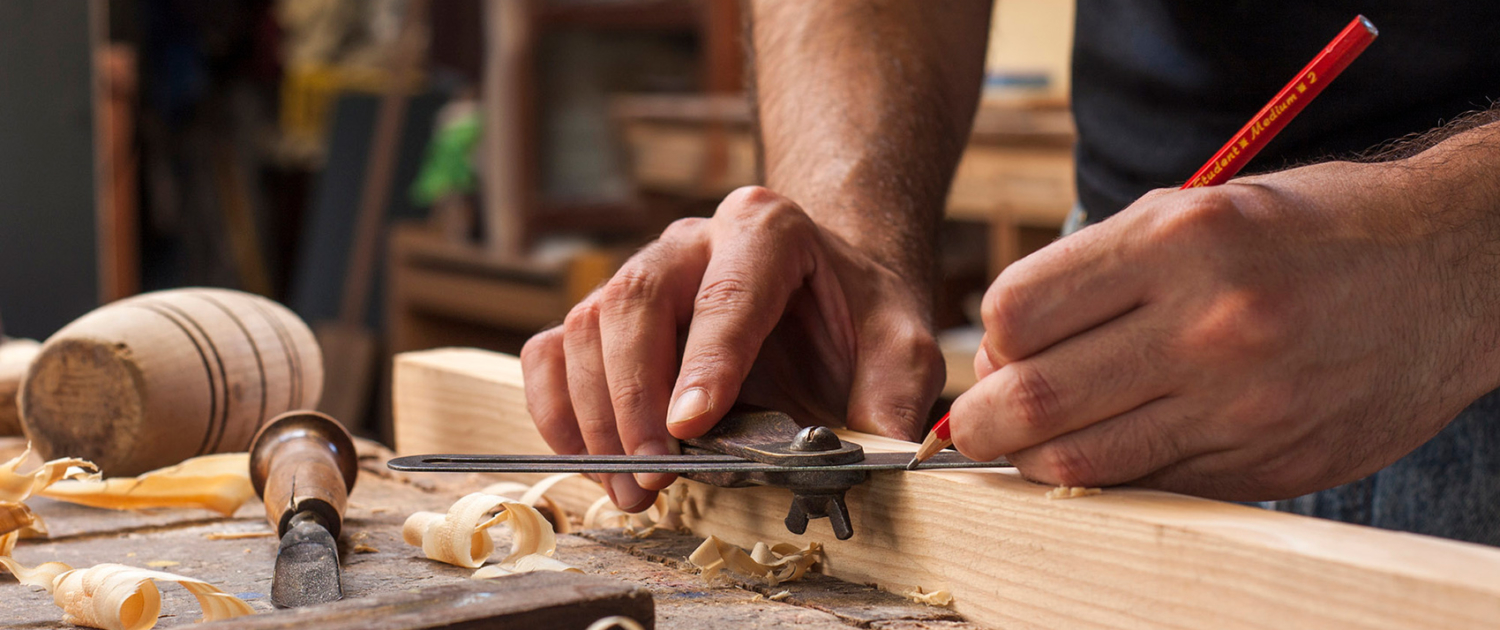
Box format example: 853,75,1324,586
393,347,1500,630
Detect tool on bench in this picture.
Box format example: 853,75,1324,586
906,15,1379,472
197,571,654,630
250,410,359,608
20,287,323,476
389,406,1009,540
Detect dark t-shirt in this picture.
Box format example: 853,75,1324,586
1072,1,1500,220
1071,2,1500,546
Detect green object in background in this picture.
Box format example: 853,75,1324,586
410,107,481,206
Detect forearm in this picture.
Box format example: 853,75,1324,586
749,0,992,296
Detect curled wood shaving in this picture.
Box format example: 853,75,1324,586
471,554,582,578
584,616,647,630
402,493,578,577
766,589,791,601
3,530,255,629
1,443,99,504
906,586,954,607
40,453,254,516
0,529,73,588
479,473,583,533
582,484,687,537
688,535,822,586
51,563,255,630
1045,486,1103,500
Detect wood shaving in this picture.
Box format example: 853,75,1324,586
51,563,255,630
584,616,647,630
402,492,579,577
1046,486,1103,500
906,586,954,607
0,443,99,503
479,473,583,533
203,531,274,541
582,484,687,538
143,560,178,568
766,590,791,601
0,529,73,589
350,531,378,554
688,535,822,586
40,453,254,516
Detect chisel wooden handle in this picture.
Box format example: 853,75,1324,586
250,410,358,537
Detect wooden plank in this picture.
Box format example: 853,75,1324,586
392,348,1500,630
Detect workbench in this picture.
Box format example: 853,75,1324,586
0,437,979,630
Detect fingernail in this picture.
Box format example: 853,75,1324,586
610,474,655,513
667,388,711,426
633,439,680,490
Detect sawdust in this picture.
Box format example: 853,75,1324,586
1046,486,1103,500
905,586,954,607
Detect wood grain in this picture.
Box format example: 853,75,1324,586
393,347,1500,630
198,572,655,630
20,288,322,476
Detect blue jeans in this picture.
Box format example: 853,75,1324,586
1269,387,1500,546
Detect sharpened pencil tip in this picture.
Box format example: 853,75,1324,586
905,457,921,471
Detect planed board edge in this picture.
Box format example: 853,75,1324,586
392,347,1500,630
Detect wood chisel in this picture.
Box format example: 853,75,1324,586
249,410,360,608
389,406,1010,540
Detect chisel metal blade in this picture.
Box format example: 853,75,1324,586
271,512,344,608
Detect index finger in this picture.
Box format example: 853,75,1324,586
665,188,821,439
981,207,1151,365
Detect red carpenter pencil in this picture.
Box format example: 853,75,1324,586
1182,15,1377,188
906,15,1377,470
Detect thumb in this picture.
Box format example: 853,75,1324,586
844,317,945,442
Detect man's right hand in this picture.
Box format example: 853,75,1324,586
520,186,945,512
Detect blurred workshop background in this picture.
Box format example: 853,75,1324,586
0,0,1074,443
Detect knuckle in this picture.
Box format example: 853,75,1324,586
694,274,759,317
724,187,810,234
607,377,653,419
721,185,783,210
1150,188,1244,246
600,266,661,309
980,278,1033,362
1181,289,1297,360
521,327,563,363
679,343,738,383
563,300,601,334
660,217,706,241
577,420,620,449
999,363,1063,434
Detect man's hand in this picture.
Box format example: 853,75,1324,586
522,187,944,512
951,153,1500,501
